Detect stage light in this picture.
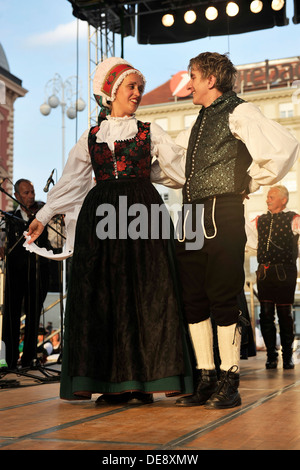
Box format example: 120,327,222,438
226,2,239,17
184,10,197,24
205,6,219,20
162,13,174,27
250,0,263,13
137,0,289,44
271,0,285,10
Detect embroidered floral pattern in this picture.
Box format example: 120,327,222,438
88,120,151,181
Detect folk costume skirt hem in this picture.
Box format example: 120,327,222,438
59,178,195,400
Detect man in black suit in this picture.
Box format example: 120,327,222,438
1,179,51,369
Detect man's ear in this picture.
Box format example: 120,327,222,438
207,75,217,89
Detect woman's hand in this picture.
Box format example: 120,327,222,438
26,218,45,244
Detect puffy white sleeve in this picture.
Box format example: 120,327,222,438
24,130,94,259
292,214,300,235
36,129,94,226
175,126,193,151
229,102,300,193
150,122,186,189
245,216,259,252
292,214,300,257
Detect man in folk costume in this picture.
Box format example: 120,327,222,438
247,185,300,370
175,52,299,409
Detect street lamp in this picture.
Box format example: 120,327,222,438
40,74,86,169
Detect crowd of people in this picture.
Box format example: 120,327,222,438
1,52,299,409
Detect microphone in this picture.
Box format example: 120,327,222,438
43,169,55,193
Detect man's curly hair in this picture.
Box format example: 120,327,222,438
188,52,237,93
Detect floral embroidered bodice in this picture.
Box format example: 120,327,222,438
88,119,151,182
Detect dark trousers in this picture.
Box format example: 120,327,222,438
3,255,49,368
175,196,246,326
257,263,296,361
257,263,297,304
259,302,295,361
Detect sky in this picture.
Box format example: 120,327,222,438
0,0,299,201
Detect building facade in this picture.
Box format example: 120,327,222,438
0,43,27,211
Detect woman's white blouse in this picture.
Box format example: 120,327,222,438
24,117,185,258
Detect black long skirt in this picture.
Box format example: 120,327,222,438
60,178,194,399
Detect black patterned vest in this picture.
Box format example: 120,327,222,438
257,211,299,265
183,91,252,203
88,119,151,181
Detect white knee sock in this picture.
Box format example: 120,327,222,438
217,323,241,372
189,318,215,370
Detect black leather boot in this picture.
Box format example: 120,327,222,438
277,304,295,369
175,369,218,407
127,392,154,405
95,392,132,405
205,366,241,409
260,302,278,369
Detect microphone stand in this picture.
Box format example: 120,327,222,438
0,183,63,387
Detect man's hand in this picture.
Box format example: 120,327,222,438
241,191,250,201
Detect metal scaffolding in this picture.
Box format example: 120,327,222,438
87,24,116,127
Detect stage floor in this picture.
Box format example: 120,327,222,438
1,350,300,451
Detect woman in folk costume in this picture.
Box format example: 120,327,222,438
26,57,195,404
